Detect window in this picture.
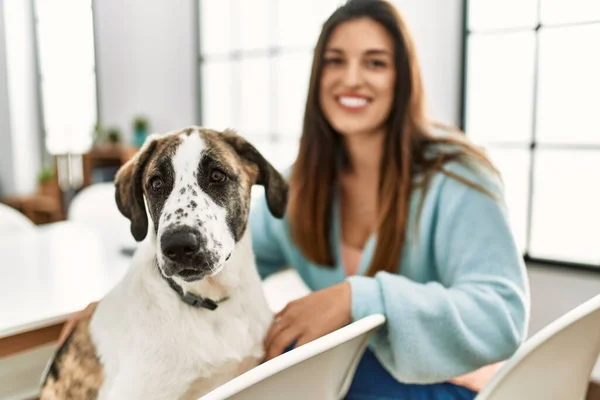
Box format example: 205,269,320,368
33,0,97,156
198,0,343,172
463,0,600,267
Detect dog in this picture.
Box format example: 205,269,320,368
40,127,288,399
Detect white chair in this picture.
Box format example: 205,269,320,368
200,313,386,400
68,183,136,253
67,182,122,223
0,203,35,233
476,293,600,400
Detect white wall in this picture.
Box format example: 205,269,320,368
3,0,41,195
94,0,198,141
391,0,465,126
0,0,14,196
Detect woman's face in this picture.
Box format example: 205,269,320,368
319,18,396,138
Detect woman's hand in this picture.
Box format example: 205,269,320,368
57,302,98,346
263,282,352,361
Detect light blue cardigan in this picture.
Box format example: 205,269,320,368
249,161,530,384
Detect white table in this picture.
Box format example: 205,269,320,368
0,221,131,344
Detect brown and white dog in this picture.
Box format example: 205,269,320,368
40,127,288,399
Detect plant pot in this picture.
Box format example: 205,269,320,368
134,127,148,147
37,179,61,199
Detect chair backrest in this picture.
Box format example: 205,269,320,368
67,183,135,252
0,203,35,234
476,293,600,400
200,313,386,400
67,183,121,222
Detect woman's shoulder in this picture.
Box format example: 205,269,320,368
439,160,503,197
421,131,504,201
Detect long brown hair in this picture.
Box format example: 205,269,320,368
288,0,497,276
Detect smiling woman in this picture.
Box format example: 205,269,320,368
250,0,530,399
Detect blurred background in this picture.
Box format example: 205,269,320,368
1,0,599,268
0,0,600,396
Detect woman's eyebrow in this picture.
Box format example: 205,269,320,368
364,49,392,56
325,48,392,56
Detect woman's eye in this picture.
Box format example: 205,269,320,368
210,169,227,184
367,59,387,68
324,57,343,66
150,177,163,192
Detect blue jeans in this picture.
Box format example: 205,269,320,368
345,349,477,400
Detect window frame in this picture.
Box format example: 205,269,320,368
196,0,346,172
460,0,600,272
31,0,100,160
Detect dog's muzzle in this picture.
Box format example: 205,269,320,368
160,226,216,280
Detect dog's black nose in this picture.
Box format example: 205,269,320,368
161,231,200,262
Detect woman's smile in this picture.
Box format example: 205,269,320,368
336,93,372,112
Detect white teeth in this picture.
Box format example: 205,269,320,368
338,96,368,108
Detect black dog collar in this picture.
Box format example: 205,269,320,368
156,261,229,310
180,290,229,310
165,277,229,310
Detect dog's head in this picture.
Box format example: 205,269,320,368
114,127,288,282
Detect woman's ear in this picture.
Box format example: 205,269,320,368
114,140,157,241
220,130,288,219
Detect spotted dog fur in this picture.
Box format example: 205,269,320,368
40,127,287,399
40,303,102,399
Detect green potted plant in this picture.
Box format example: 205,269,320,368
133,115,149,147
92,122,103,146
37,167,55,196
106,127,122,145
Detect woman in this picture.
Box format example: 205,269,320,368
253,0,529,398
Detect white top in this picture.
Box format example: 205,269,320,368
0,222,131,338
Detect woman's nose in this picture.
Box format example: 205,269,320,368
342,62,363,87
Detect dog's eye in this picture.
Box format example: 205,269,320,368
150,177,163,192
210,169,227,184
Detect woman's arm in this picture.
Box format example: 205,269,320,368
347,173,530,383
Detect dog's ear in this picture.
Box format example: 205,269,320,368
221,130,288,219
115,140,157,241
